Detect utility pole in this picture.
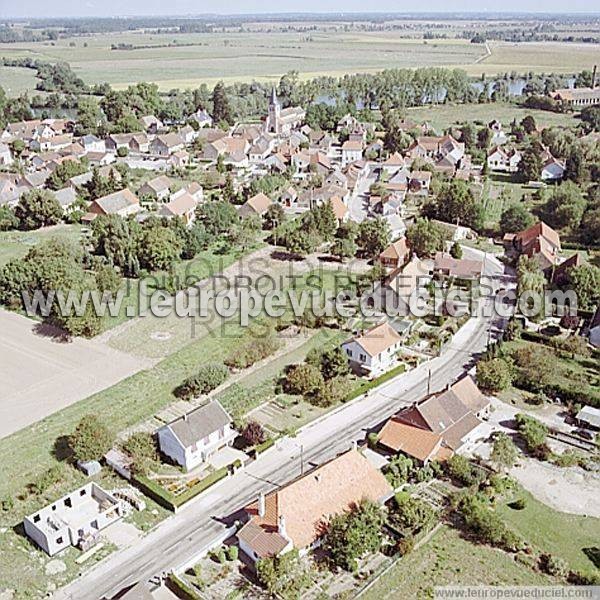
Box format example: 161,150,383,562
427,368,432,396
300,443,304,476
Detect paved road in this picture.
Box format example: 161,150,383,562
56,253,509,600
348,163,377,223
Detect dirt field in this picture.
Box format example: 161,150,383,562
0,309,153,438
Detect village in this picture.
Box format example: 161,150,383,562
0,27,599,600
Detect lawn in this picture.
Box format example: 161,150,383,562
406,101,577,133
0,224,84,266
0,65,40,97
498,490,600,573
361,525,556,600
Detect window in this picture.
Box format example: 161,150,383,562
64,498,72,508
33,514,40,523
56,537,63,544
359,353,367,362
80,489,86,496
51,505,56,511
346,349,352,357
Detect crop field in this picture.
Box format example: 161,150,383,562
0,65,39,96
0,32,485,92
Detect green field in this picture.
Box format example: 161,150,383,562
361,525,556,599
406,101,578,133
498,490,600,573
0,32,485,92
0,65,40,96
0,224,84,266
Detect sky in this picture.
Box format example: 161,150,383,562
1,1,599,19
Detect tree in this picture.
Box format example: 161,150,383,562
47,160,87,191
383,454,414,487
15,189,63,230
331,237,357,260
520,115,537,134
284,363,324,396
449,241,463,259
95,264,121,296
516,255,546,300
581,207,600,245
197,201,239,235
499,205,534,234
446,455,486,487
241,420,267,446
211,81,233,125
284,228,319,256
174,363,229,399
257,549,312,599
518,144,542,183
565,264,600,311
313,376,353,407
389,492,436,534
0,206,18,231
406,218,446,258
476,357,512,393
542,181,586,231
263,203,285,230
91,214,140,276
122,431,157,474
137,222,182,271
323,499,384,571
423,180,483,231
312,201,338,241
490,432,518,471
515,413,548,453
357,217,390,258
320,346,350,380
69,415,113,463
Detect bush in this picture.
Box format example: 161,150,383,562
476,358,512,393
284,363,324,396
116,146,129,157
30,465,64,496
540,553,568,577
227,545,238,561
367,432,379,449
174,363,229,400
69,414,113,463
446,455,487,487
241,420,267,446
515,413,548,453
396,535,415,556
122,431,158,474
312,376,353,407
508,497,527,510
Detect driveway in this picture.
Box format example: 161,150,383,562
0,309,153,439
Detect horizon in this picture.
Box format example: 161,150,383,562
2,3,600,20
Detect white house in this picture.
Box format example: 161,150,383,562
81,134,105,154
342,321,403,375
341,140,363,167
23,483,123,556
157,400,236,471
192,109,213,128
487,146,521,173
541,156,566,181
0,142,14,165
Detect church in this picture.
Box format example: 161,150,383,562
264,88,306,136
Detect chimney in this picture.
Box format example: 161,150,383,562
183,413,188,422
352,440,358,452
258,492,265,518
592,65,597,90
278,515,288,539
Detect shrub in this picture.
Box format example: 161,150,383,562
396,535,415,556
476,358,512,393
284,363,324,396
227,546,238,561
515,413,548,453
30,465,64,496
446,455,486,487
312,376,353,407
367,432,379,449
122,431,158,474
174,363,229,399
241,420,267,446
69,414,113,463
540,553,568,577
508,497,526,510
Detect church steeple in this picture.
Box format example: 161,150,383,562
270,86,279,107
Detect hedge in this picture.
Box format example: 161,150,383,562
346,363,406,402
520,330,600,360
166,573,200,600
133,466,229,511
254,437,275,455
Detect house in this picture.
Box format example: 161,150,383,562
249,136,273,163
589,306,600,348
169,150,190,168
278,186,306,213
23,483,123,556
0,142,14,165
192,109,213,128
341,140,363,167
105,133,135,153
237,449,392,563
408,171,432,195
130,133,150,154
51,188,79,212
138,175,172,201
204,137,249,167
507,221,561,270
487,146,521,173
140,115,163,134
84,189,141,221
179,125,197,145
488,120,508,146
575,405,600,431
433,252,483,280
329,196,348,225
157,400,236,472
342,321,403,375
379,238,410,270
551,252,583,286
381,152,406,175
150,133,185,157
264,88,305,136
30,133,73,152
551,86,600,108
541,156,566,181
158,192,197,225
378,376,489,462
81,134,105,154
238,192,272,218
